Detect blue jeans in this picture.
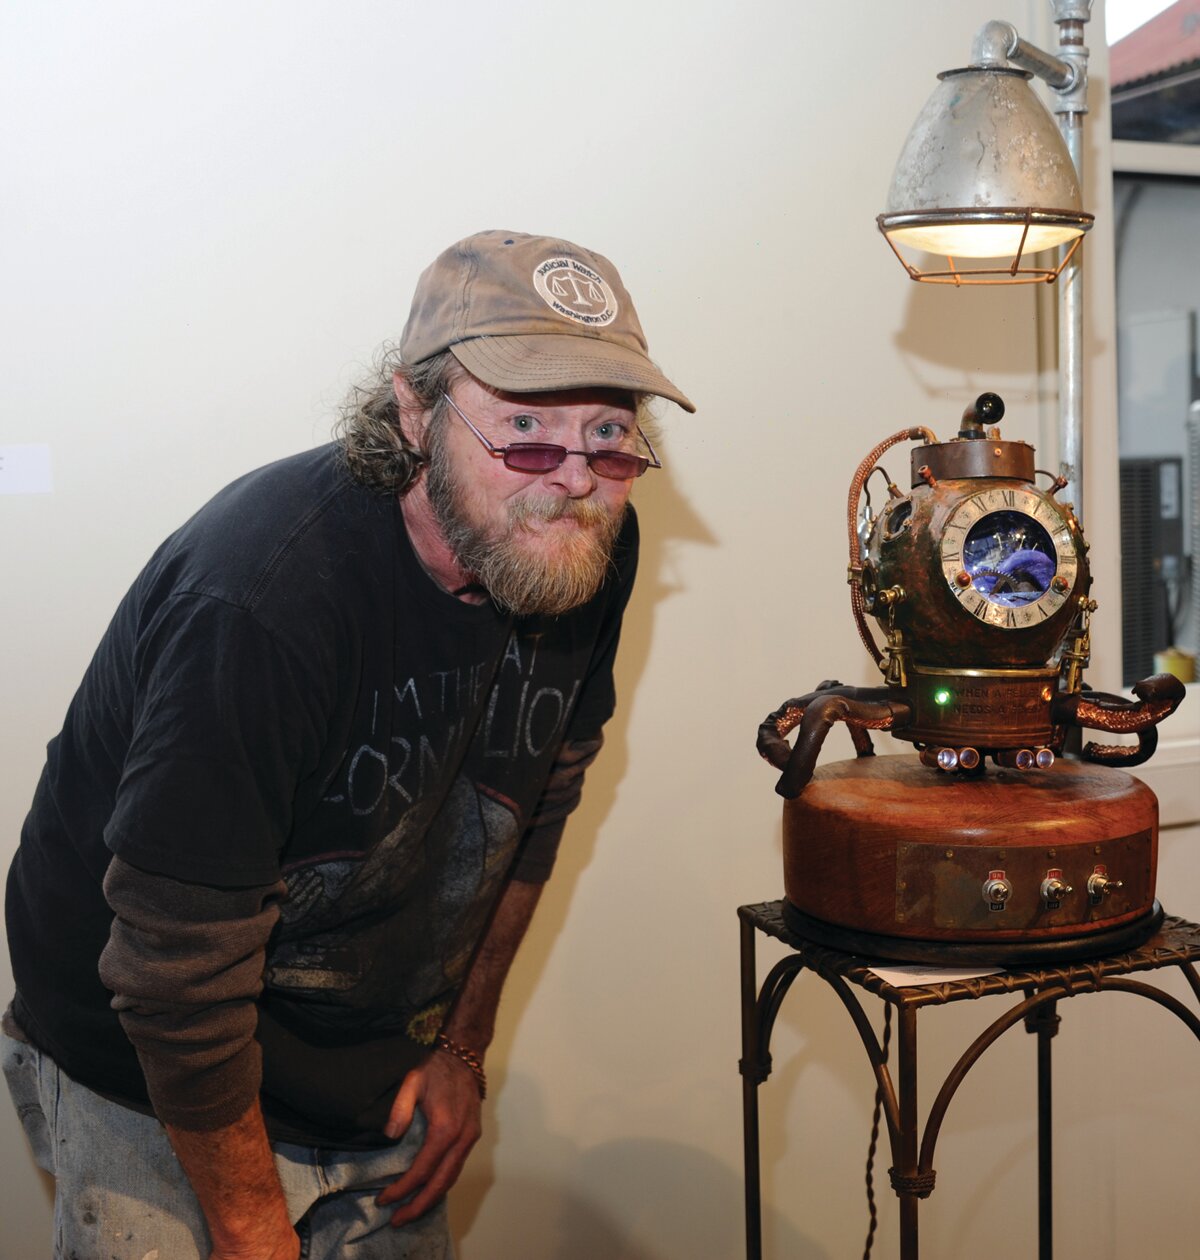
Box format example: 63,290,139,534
2,1030,453,1260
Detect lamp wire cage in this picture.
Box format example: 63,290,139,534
877,209,1092,286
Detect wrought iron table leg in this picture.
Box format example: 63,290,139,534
740,915,763,1260
1028,998,1061,1260
1183,960,1200,1006
897,1004,920,1260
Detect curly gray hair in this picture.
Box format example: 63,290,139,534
333,348,462,495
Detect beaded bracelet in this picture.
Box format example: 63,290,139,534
435,1033,488,1099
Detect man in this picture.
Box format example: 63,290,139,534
3,229,693,1259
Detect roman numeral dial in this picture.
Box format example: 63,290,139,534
939,485,1079,629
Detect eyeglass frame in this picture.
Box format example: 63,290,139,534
439,391,662,480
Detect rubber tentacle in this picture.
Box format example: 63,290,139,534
776,693,910,799
1052,674,1185,767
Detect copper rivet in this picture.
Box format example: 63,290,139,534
945,849,955,859
1048,849,1057,858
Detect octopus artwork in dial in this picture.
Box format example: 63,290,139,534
939,486,1079,629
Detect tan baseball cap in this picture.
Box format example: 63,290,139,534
399,230,695,413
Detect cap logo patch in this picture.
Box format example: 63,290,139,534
532,257,618,327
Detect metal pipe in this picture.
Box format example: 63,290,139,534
971,17,1075,86
972,18,1076,87
971,19,1019,66
1010,37,1075,88
972,7,1091,513
968,8,1091,511
1058,112,1085,517
1051,3,1091,519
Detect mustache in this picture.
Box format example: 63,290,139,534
507,496,614,530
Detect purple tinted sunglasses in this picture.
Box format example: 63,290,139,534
441,392,661,481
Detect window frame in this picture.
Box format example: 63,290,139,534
1109,139,1200,826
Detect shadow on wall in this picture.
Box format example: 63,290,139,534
452,1073,823,1260
484,448,716,1005
0,1107,53,1260
889,278,1050,408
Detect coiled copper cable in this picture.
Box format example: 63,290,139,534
847,427,936,665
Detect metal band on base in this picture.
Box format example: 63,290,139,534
781,900,1165,967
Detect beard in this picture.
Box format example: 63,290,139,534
424,427,626,616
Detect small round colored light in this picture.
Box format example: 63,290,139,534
934,688,953,706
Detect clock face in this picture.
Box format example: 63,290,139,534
939,487,1078,629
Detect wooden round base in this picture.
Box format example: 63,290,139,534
782,755,1159,959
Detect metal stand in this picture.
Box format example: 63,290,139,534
739,902,1200,1260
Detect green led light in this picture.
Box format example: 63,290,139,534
933,688,953,706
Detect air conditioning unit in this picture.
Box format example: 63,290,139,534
1119,455,1186,684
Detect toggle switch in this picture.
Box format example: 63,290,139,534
1087,865,1123,902
982,869,1011,912
1040,868,1073,908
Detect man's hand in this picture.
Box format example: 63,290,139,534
165,1102,299,1260
376,1046,483,1227
376,878,543,1227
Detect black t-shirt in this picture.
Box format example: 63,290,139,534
6,444,637,1143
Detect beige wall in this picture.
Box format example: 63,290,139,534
3,2,1197,1257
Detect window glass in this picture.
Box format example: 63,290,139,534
1110,3,1200,684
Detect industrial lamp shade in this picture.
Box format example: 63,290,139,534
878,66,1093,284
